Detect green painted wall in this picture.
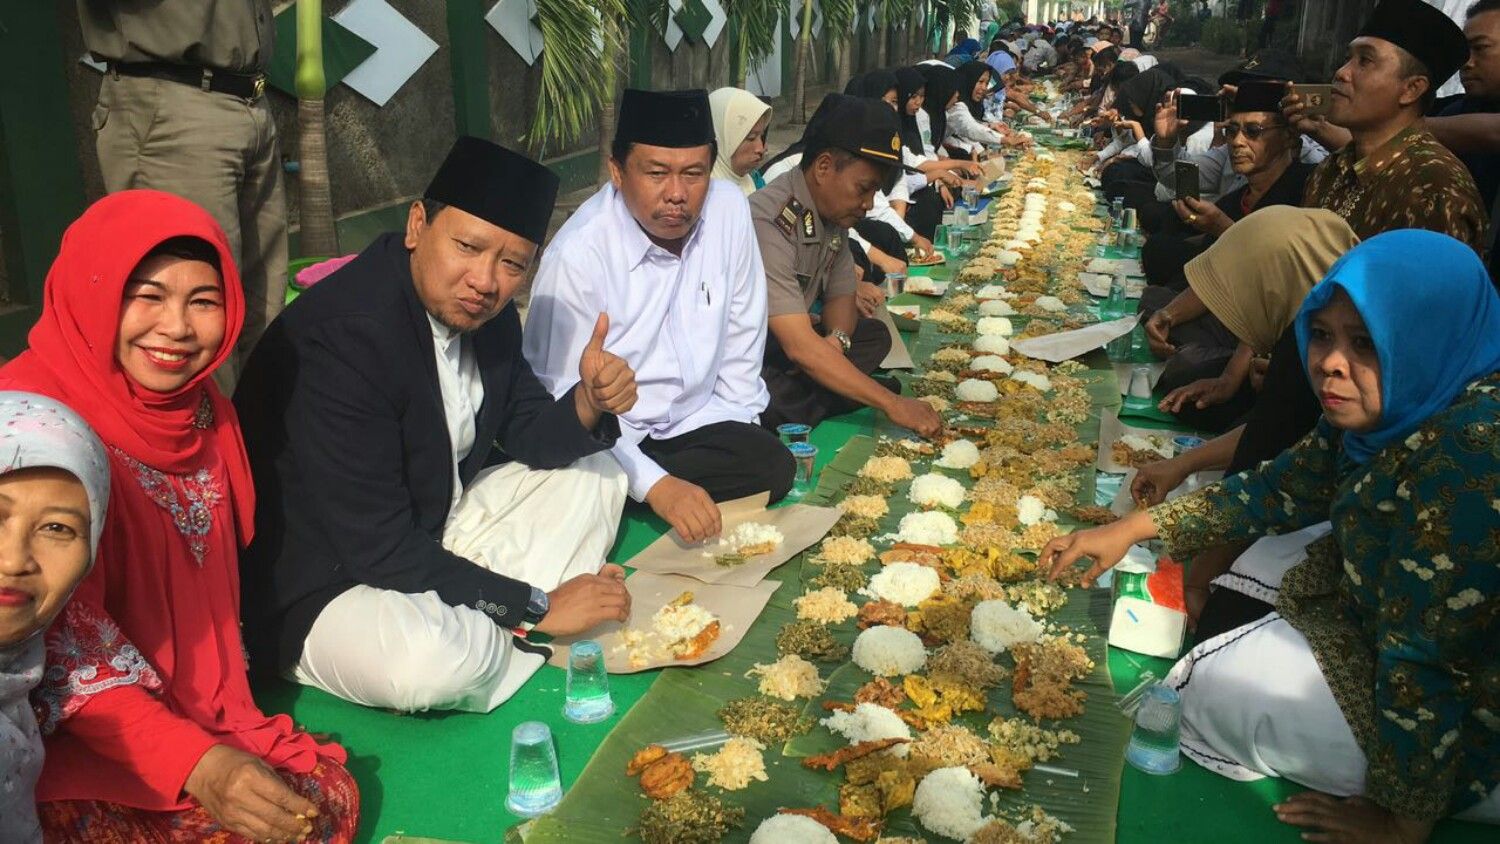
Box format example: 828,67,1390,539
0,5,87,355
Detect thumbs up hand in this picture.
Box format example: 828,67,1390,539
574,313,638,427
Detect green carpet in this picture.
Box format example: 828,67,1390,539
251,342,1492,843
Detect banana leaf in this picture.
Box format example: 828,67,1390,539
527,214,1135,844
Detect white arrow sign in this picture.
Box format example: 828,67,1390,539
333,0,438,107
486,0,543,65
664,0,685,51
702,0,728,46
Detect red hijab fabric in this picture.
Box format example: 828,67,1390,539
0,191,341,809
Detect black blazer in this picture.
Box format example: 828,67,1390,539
235,233,618,674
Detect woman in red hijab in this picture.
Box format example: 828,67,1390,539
0,191,358,842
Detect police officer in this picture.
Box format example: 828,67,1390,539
751,94,943,437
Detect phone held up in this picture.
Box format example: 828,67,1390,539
1292,83,1335,118
1175,160,1201,202
1176,93,1225,123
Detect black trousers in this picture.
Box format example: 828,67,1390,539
1101,159,1155,200
761,317,893,431
1139,285,1256,433
638,420,795,504
852,218,909,285
907,186,945,241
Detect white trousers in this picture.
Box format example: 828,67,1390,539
291,452,627,713
1166,526,1500,823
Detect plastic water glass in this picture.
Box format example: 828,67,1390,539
776,423,812,445
1125,684,1182,775
505,721,563,816
563,640,613,724
945,225,963,256
962,185,979,208
886,271,907,297
788,442,818,499
1100,276,1128,321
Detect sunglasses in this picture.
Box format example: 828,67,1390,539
1221,122,1288,140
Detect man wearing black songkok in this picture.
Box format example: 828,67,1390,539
1292,0,1487,252
237,137,640,713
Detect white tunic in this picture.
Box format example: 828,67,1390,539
523,180,770,501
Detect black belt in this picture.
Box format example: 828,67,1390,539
110,62,266,101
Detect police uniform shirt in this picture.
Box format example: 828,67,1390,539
749,167,858,317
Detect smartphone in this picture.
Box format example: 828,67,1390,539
1236,80,1291,112
1175,161,1201,202
1293,83,1335,117
1177,93,1225,123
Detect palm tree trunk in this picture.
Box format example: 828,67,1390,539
877,20,889,65
294,0,338,257
598,13,622,184
836,36,851,86
792,0,815,123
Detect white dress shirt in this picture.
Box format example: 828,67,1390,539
523,180,770,502
428,314,484,513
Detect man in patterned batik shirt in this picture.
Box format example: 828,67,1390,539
1291,0,1487,253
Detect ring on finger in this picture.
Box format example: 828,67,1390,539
1187,213,1198,223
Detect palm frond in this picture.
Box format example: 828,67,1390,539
528,0,630,154
822,0,858,44
724,0,788,71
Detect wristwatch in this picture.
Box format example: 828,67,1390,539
830,329,853,353
523,586,550,625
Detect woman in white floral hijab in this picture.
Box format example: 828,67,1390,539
0,392,108,844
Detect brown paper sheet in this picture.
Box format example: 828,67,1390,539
622,493,840,587
1012,315,1139,363
1108,467,1226,517
877,304,915,369
545,572,782,674
1095,410,1200,474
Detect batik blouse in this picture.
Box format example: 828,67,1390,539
1153,374,1500,820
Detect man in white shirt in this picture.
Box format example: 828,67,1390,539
238,137,639,713
526,89,793,545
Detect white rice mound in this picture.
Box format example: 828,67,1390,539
748,814,839,844
977,316,1015,337
862,561,942,606
934,439,981,469
972,335,1011,355
956,379,999,403
852,625,928,677
1033,295,1067,313
1011,370,1053,392
895,511,959,546
971,355,1013,375
979,299,1016,316
976,284,1011,300
970,600,1044,654
909,473,966,509
912,766,990,840
820,702,912,756
1017,494,1058,526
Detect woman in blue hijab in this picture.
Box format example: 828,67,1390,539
1043,230,1500,836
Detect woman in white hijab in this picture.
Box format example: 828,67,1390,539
0,392,109,844
709,87,773,195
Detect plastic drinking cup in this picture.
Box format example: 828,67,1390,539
776,423,812,445
563,640,613,724
886,272,907,297
788,442,818,499
505,721,563,816
963,185,979,208
1124,684,1182,774
946,226,963,255
1128,365,1154,399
